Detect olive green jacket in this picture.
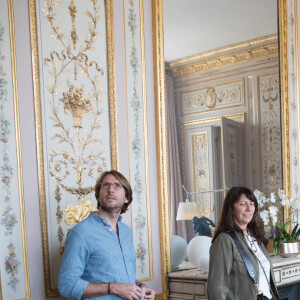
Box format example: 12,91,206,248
207,232,279,300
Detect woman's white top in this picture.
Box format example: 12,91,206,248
244,233,272,299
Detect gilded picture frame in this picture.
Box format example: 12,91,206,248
152,0,291,299
29,0,117,296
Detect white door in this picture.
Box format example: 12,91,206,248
184,124,220,223
221,116,244,189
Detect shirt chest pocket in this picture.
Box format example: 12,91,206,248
233,249,243,262
232,249,248,274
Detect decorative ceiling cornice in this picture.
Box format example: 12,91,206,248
166,35,278,78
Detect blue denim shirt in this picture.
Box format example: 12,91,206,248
58,212,136,300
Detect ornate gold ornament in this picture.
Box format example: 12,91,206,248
59,198,96,254
261,76,279,103
59,182,94,196
60,84,92,129
68,0,78,49
29,0,116,296
259,74,282,195
192,133,210,218
167,37,278,78
181,79,243,116
64,198,96,226
43,0,109,195
204,87,220,109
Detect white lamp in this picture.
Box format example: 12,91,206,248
176,202,200,220
176,185,229,221
176,185,201,220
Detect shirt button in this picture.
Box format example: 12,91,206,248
109,228,112,232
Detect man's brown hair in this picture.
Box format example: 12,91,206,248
95,170,133,214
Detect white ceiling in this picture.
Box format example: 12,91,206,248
163,0,278,62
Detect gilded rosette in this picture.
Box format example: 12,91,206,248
64,199,96,226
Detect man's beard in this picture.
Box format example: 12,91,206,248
99,203,123,214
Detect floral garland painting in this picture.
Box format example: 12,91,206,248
0,0,30,298
124,0,152,280
287,0,300,205
30,0,116,296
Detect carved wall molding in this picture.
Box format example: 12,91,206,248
191,133,210,217
181,80,243,115
258,73,282,195
223,124,239,186
166,35,278,78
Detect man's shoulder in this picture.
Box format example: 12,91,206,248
69,213,95,233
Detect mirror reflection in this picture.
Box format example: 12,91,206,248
164,0,282,242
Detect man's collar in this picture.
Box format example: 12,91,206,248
91,211,122,223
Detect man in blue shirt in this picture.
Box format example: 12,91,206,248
58,170,155,300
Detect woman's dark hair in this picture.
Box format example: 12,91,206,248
95,170,133,214
212,186,265,243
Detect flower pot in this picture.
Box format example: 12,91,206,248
278,241,300,258
266,239,274,254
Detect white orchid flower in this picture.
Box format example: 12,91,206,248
270,193,276,203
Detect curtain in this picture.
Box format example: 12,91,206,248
166,72,187,240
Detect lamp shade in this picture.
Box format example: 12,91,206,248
176,202,200,220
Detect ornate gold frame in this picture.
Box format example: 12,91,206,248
278,1,292,219
152,0,290,298
152,1,170,299
29,0,116,297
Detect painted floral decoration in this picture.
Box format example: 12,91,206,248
4,242,20,291
1,205,18,235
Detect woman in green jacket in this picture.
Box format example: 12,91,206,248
207,187,279,300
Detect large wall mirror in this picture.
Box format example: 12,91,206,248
152,0,290,295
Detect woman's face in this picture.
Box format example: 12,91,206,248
233,194,255,231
